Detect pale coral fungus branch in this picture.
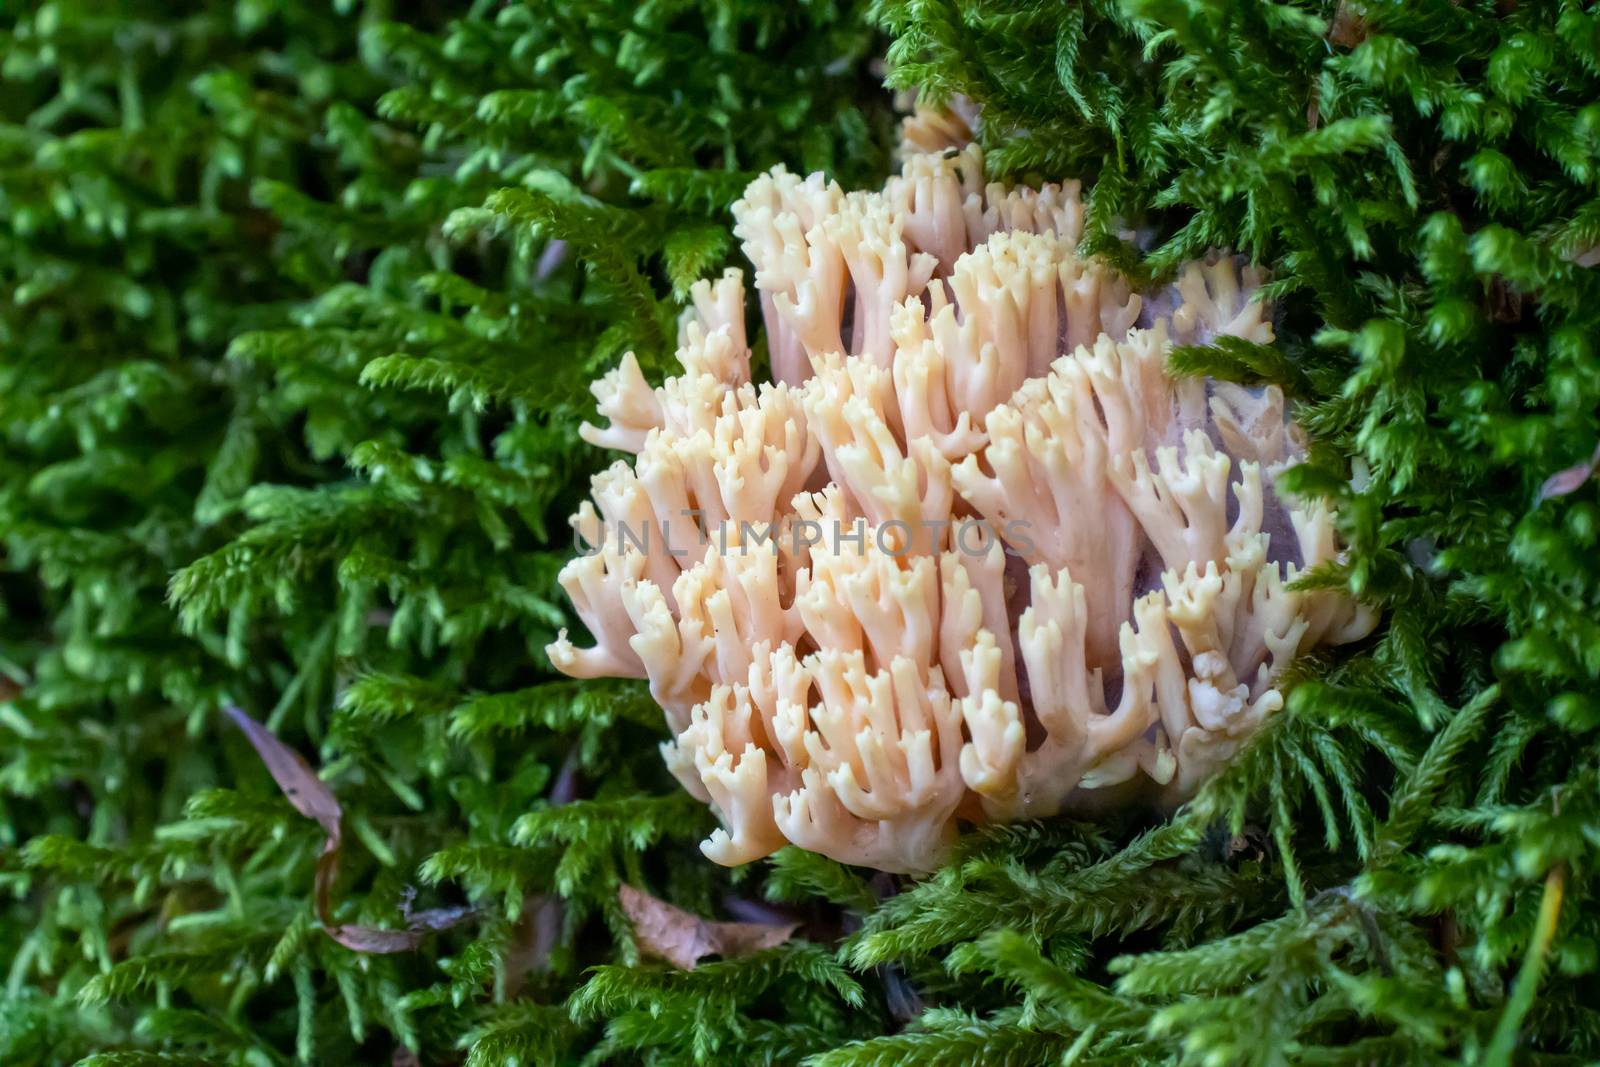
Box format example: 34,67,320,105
547,131,1374,873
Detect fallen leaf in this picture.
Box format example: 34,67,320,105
1566,243,1600,268
1327,2,1368,48
1485,276,1524,324
503,893,565,997
1540,463,1594,499
1538,443,1600,501
223,705,340,831
325,925,432,953
503,757,578,991
224,705,471,953
400,884,476,933
882,963,924,1023
536,238,569,282
618,884,796,970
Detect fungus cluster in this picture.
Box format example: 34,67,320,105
548,126,1376,873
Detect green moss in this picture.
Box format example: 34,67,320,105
4,0,1599,1063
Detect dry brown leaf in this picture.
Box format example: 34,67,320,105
1539,449,1600,501
1327,2,1369,48
502,753,578,992
503,893,565,997
618,883,796,970
224,705,470,953
1540,463,1594,500
224,705,341,830
400,884,475,933
1564,243,1600,268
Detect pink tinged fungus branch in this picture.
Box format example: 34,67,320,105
548,125,1377,873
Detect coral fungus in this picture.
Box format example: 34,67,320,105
549,132,1375,873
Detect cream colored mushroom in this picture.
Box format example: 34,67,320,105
546,122,1375,874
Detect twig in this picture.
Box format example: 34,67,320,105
1483,863,1566,1066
